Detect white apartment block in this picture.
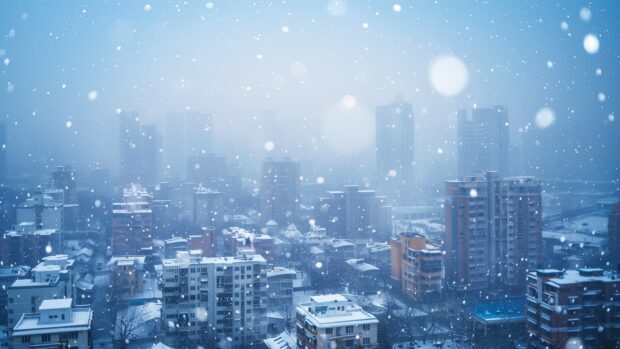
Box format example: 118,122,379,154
11,298,93,349
162,249,268,348
296,294,379,349
6,255,75,331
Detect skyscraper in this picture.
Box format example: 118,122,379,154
375,96,415,202
111,186,153,255
52,165,77,205
138,124,161,185
260,158,299,224
164,111,214,178
444,171,542,290
119,112,161,185
119,111,142,183
457,106,510,176
315,185,392,239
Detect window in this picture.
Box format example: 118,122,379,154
42,334,51,342
345,326,354,334
363,338,371,344
21,336,31,343
362,324,370,331
325,328,333,334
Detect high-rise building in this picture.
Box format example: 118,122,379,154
161,249,268,348
119,111,142,183
51,165,79,230
295,294,379,349
187,153,226,182
390,232,443,298
375,96,415,202
444,171,542,290
457,106,510,177
193,187,224,227
165,111,214,178
609,203,620,266
51,165,77,205
119,112,161,184
139,124,161,185
260,158,299,224
315,185,392,239
111,187,153,255
526,268,620,349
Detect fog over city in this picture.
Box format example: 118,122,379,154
0,1,619,349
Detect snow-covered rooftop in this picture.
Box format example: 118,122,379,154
264,330,296,349
297,295,378,328
39,298,72,310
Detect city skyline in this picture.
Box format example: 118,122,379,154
0,2,619,349
1,1,618,184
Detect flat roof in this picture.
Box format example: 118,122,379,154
40,298,72,310
162,253,266,267
10,279,57,288
548,269,616,285
267,267,297,278
311,294,347,303
12,307,92,336
297,300,378,328
470,297,526,325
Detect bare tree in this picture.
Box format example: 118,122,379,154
283,302,295,331
114,306,144,349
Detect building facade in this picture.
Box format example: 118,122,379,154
193,187,224,227
260,158,299,224
111,201,153,256
0,223,61,267
295,294,379,349
315,185,392,239
375,96,415,203
10,298,93,349
107,256,146,299
526,268,620,349
457,105,510,177
16,189,64,230
444,172,542,291
390,233,443,298
161,249,268,348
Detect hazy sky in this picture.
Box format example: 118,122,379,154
1,1,619,185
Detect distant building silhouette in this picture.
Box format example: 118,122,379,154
375,96,415,203
260,158,299,224
457,106,510,176
164,111,213,178
119,111,161,185
315,185,392,239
